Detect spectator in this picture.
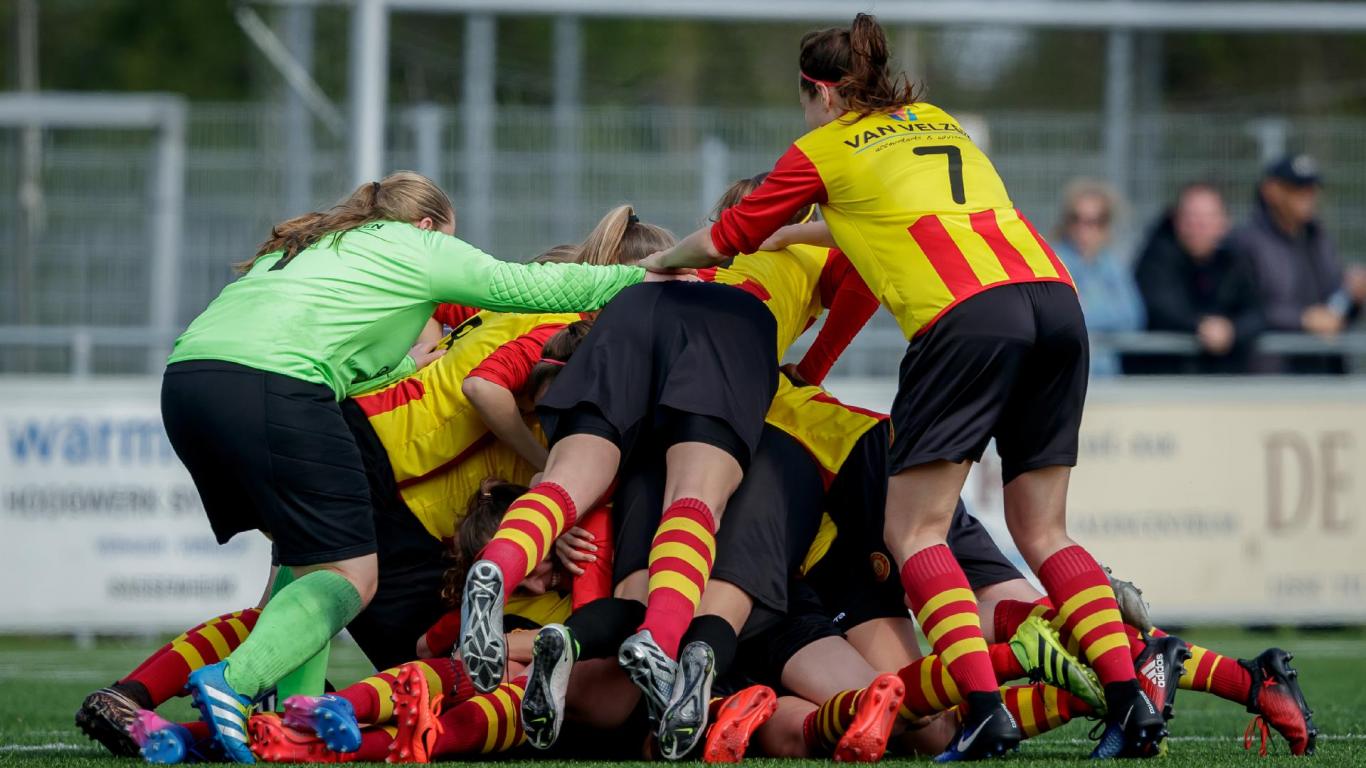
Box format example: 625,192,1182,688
1053,178,1146,376
1133,182,1264,374
1229,153,1366,374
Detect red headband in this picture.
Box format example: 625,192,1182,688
539,358,566,367
800,70,841,88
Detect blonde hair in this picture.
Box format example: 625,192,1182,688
533,244,583,264
239,170,454,274
576,205,676,266
1055,177,1125,240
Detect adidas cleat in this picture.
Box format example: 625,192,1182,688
1009,615,1106,715
934,692,1020,762
188,662,255,763
1090,682,1165,759
76,684,146,757
1241,648,1317,756
834,673,905,763
282,694,362,753
702,685,777,763
522,624,576,750
618,629,677,725
1134,635,1191,722
387,662,443,763
659,641,716,760
248,713,342,763
129,710,195,765
458,560,507,694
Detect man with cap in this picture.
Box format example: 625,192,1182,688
1229,153,1366,373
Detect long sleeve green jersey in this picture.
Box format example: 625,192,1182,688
168,221,643,399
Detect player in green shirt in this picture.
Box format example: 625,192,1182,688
161,171,658,762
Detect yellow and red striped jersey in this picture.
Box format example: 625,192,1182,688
711,102,1072,339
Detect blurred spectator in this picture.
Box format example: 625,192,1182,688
1133,183,1264,374
1053,178,1146,376
1229,153,1366,374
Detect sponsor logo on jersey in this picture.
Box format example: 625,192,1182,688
888,107,918,122
870,552,892,582
841,121,969,151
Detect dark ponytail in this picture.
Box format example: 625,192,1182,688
527,318,595,400
441,479,529,608
799,13,919,120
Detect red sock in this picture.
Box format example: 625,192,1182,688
174,721,212,742
122,609,261,705
802,689,862,754
333,658,469,725
1160,630,1252,705
430,676,527,756
422,611,461,657
992,598,1054,641
571,505,615,611
900,545,997,694
990,642,1025,681
479,482,577,593
1035,546,1135,685
639,498,716,659
997,683,1094,738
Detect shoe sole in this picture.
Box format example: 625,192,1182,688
249,715,340,763
618,642,672,723
388,664,437,764
75,689,143,757
283,698,360,754
523,626,573,750
702,687,777,764
659,645,716,760
835,675,905,763
460,562,506,694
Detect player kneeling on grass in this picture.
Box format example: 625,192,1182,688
116,480,568,764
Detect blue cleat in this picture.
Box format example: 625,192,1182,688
1089,683,1166,759
129,710,194,765
282,694,362,753
187,662,255,763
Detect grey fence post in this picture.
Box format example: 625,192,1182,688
552,15,583,244
148,100,187,374
411,103,444,182
1103,28,1135,199
699,136,729,224
463,13,497,250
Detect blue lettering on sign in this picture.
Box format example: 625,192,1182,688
6,418,175,465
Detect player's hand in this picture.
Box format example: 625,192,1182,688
1302,304,1345,337
758,226,794,252
642,269,700,283
408,339,447,370
1196,315,1235,355
554,526,598,576
780,363,811,387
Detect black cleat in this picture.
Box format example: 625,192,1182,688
933,692,1021,762
76,684,149,757
1091,681,1166,759
1134,635,1192,722
1241,648,1317,756
658,641,715,761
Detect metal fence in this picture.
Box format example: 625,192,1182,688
3,101,1365,375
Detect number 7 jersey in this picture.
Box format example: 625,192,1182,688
713,102,1073,339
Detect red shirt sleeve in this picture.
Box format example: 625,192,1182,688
795,249,879,386
570,505,615,611
466,324,565,391
433,303,480,328
709,144,828,257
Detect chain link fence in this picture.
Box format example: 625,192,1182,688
3,102,1364,375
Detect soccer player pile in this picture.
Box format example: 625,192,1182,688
75,12,1316,765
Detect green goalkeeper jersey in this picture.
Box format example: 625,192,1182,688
168,221,643,399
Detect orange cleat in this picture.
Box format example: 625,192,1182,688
248,713,343,763
834,674,905,763
702,685,778,763
386,663,444,764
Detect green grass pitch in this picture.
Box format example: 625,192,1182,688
2,628,1363,766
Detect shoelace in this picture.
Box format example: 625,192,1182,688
1244,716,1271,757
421,695,445,755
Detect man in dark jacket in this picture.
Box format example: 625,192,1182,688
1133,182,1264,374
1228,154,1366,374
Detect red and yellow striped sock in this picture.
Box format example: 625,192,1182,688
901,545,997,695
1157,631,1252,705
895,642,1025,721
430,676,528,757
334,658,470,725
121,609,260,705
348,725,399,761
479,482,577,592
1036,546,1135,686
991,684,1093,739
801,689,863,754
639,498,716,659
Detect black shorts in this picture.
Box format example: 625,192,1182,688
340,400,449,670
736,580,844,692
948,505,1024,591
538,282,779,470
888,281,1088,484
161,361,375,566
611,425,825,636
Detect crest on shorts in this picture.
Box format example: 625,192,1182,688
870,552,892,582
